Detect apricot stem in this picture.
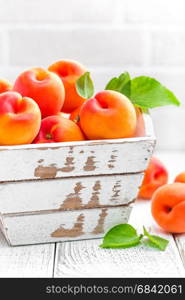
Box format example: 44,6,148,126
46,133,52,140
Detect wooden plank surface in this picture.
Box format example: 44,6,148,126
0,173,143,214
0,138,154,182
2,205,132,245
54,199,185,277
174,235,185,269
0,231,55,277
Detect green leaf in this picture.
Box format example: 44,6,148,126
143,226,169,251
105,72,131,98
100,224,142,249
130,76,180,109
75,72,94,99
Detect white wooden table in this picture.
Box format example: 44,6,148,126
0,151,185,278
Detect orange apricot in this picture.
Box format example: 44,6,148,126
13,68,65,117
174,172,185,183
34,115,85,143
79,90,137,140
138,157,168,199
0,91,41,145
48,60,86,113
151,183,185,233
0,79,12,93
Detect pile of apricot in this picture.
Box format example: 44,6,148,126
1,60,184,235
139,156,185,234
0,60,144,146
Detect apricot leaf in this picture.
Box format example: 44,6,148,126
76,72,94,99
105,73,180,109
105,72,131,98
143,226,169,251
100,224,142,249
99,224,169,251
131,76,180,109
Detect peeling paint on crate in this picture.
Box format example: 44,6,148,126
51,214,84,238
34,146,62,151
35,147,76,178
61,147,75,172
35,152,76,178
61,157,75,172
92,208,108,234
87,180,101,208
2,204,136,245
51,208,108,238
111,180,121,200
0,173,144,214
59,180,101,210
108,150,118,169
60,182,85,210
34,164,58,179
83,156,96,171
0,141,155,182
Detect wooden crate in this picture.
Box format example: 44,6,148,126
0,114,155,246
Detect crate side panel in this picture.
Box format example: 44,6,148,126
0,139,154,182
2,205,133,246
0,173,143,214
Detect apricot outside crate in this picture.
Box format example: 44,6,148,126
0,114,155,246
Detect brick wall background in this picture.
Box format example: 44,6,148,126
0,0,185,150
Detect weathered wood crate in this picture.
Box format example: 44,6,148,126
0,114,155,246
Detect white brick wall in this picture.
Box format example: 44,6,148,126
152,30,185,66
0,0,119,23
8,28,147,66
126,0,185,24
0,34,3,64
0,0,185,150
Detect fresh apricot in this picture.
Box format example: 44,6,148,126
13,68,65,118
138,157,168,199
48,60,86,113
79,90,137,140
134,107,145,137
0,91,41,145
0,79,12,93
151,183,185,233
69,105,82,123
34,115,85,143
174,172,185,183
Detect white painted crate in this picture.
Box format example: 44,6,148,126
0,114,155,246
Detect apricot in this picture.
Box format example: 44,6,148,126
0,79,12,94
71,103,144,137
138,157,168,199
174,172,185,183
13,68,65,118
134,107,145,137
0,91,41,145
151,183,185,233
79,90,137,140
69,105,82,123
48,60,86,113
34,115,85,143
